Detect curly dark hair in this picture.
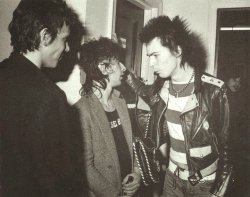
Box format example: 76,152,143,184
79,37,125,95
9,0,79,53
139,15,207,72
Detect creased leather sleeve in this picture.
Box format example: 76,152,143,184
210,85,233,197
124,70,164,107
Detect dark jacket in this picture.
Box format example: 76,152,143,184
0,54,84,197
125,70,232,196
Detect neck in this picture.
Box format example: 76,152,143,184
171,63,194,83
93,82,113,105
22,51,42,69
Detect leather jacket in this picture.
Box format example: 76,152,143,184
125,70,232,196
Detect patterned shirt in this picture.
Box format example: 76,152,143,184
164,81,194,167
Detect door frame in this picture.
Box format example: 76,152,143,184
112,0,160,83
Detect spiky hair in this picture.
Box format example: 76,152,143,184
139,15,207,72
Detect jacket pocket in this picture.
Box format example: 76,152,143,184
192,114,208,140
190,145,212,158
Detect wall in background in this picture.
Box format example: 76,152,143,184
56,0,86,104
0,0,86,104
85,0,114,39
163,0,250,75
0,0,20,61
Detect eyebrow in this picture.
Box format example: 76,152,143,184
147,52,158,57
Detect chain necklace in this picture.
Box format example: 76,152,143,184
171,71,195,98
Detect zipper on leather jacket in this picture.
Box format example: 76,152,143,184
192,114,208,140
179,115,192,172
212,132,219,154
179,103,200,172
156,104,167,149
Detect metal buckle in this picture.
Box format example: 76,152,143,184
188,171,202,186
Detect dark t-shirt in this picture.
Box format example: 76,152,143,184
105,110,132,180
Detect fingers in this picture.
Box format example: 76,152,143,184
121,173,141,196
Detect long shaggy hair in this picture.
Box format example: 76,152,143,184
9,0,79,53
139,15,207,73
79,37,125,95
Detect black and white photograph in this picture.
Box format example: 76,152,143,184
0,0,249,196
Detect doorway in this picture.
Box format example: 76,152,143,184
115,0,144,76
215,8,250,197
216,8,250,83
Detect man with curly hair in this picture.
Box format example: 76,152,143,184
0,0,85,196
74,37,141,197
123,15,232,197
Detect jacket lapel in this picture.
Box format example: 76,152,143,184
182,94,199,114
113,96,133,162
89,94,121,183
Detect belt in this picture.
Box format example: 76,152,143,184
168,160,216,181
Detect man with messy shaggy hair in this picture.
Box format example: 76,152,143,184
0,0,85,196
75,37,141,197
124,15,232,197
79,37,125,95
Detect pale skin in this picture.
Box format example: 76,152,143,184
95,59,141,197
121,37,219,197
146,37,194,83
147,37,218,197
23,23,70,69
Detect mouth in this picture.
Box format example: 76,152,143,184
154,70,160,75
154,68,160,73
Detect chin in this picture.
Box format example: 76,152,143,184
114,82,121,88
47,62,58,68
159,73,169,78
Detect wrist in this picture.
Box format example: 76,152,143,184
123,69,130,78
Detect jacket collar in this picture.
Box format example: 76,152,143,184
88,93,133,182
194,69,203,94
159,79,199,114
89,94,121,183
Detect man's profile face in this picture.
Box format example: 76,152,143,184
146,37,179,78
41,23,70,68
227,77,241,92
107,60,125,88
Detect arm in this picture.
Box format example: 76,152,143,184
210,86,233,197
123,69,165,107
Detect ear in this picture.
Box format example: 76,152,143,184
175,45,182,57
40,28,52,47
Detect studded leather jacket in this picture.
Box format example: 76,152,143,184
125,70,232,196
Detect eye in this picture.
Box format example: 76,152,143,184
100,62,110,67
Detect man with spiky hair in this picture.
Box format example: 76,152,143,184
0,0,85,196
123,15,232,197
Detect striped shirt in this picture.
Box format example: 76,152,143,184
164,81,194,167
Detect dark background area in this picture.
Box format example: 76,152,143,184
216,8,250,197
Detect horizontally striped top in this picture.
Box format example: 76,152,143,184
164,81,194,168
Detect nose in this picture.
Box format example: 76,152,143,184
148,57,154,67
65,42,70,52
119,62,126,72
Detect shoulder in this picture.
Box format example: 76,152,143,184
74,95,91,108
201,73,224,88
74,95,96,116
112,91,127,107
